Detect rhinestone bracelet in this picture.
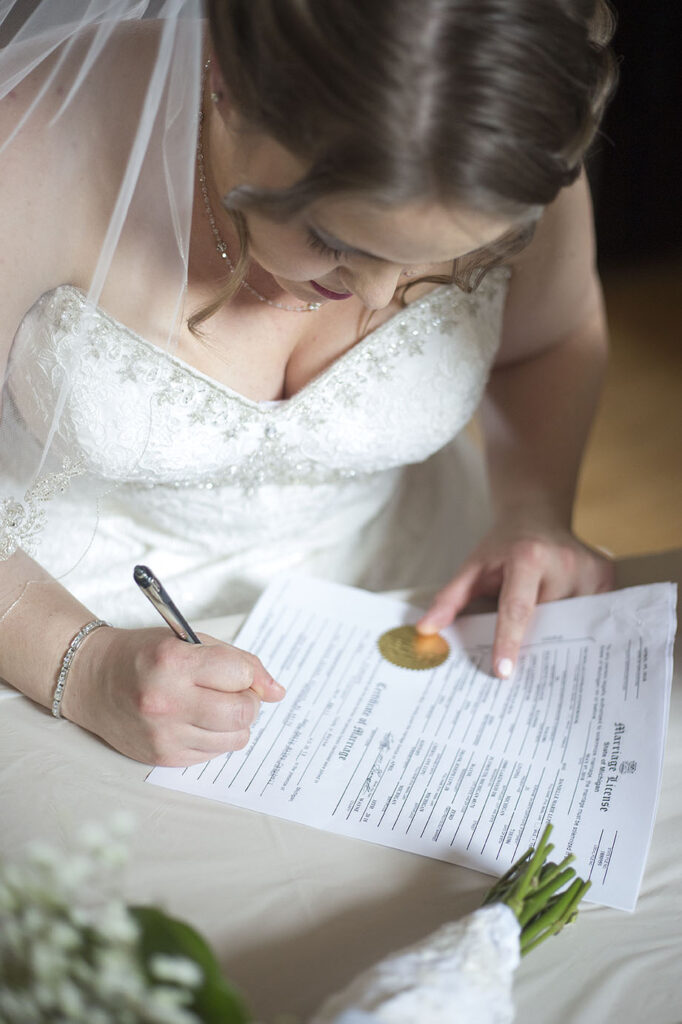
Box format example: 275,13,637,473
52,619,111,719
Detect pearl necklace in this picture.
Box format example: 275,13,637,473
197,86,321,313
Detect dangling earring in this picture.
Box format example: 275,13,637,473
205,56,223,104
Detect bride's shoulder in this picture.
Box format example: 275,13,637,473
1,19,156,124
1,22,162,208
0,21,161,361
1,19,163,177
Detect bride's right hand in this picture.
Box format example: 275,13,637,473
60,627,285,766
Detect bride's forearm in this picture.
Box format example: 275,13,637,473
0,548,283,766
480,308,608,527
0,548,96,707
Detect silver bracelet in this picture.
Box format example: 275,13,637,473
52,619,111,719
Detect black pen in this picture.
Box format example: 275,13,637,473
133,565,201,644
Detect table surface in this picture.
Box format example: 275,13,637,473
2,551,681,1023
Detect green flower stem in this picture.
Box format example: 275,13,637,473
481,852,537,908
485,848,535,895
519,878,591,955
537,854,577,887
509,829,555,907
517,867,577,926
482,824,591,958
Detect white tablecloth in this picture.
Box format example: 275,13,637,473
1,552,681,1023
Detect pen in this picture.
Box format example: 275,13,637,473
133,565,201,644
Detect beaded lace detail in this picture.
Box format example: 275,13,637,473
0,457,84,560
7,275,507,493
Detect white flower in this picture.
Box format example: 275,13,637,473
47,918,81,952
0,989,39,1023
46,853,93,892
149,954,204,988
1,914,25,954
30,937,66,980
55,978,86,1018
0,818,205,1024
0,879,15,911
77,821,111,852
69,905,95,929
310,904,520,1024
142,985,203,1024
90,900,140,945
21,904,49,936
86,1009,115,1024
92,947,146,999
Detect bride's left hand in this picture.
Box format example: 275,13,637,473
416,518,615,679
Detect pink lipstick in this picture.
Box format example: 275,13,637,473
310,280,353,300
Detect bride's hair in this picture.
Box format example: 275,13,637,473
191,0,617,331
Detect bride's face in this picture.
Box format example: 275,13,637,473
209,105,516,311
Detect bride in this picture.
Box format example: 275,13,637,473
0,0,616,765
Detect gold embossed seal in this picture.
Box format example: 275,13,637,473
378,625,450,670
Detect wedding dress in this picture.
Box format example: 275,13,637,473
1,269,508,627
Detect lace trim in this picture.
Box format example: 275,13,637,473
49,283,498,494
8,271,508,509
131,422,371,495
0,457,84,560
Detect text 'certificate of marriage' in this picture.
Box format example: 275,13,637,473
148,577,677,911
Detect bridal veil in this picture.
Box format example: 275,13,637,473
0,1,204,615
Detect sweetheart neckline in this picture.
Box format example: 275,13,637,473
44,281,457,413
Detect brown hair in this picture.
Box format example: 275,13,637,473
191,0,617,332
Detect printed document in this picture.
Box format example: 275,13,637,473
148,577,676,911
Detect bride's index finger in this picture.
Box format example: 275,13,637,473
416,562,483,634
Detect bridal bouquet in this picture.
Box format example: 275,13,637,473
0,818,588,1024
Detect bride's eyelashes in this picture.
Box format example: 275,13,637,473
306,230,344,261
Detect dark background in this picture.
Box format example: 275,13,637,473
589,0,682,266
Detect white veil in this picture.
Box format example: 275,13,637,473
0,0,204,615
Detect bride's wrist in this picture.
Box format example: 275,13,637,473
490,494,574,533
59,622,117,727
0,573,105,711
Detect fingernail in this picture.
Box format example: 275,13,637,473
270,678,286,695
497,657,514,679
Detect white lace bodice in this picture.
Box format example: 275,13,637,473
2,271,508,623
